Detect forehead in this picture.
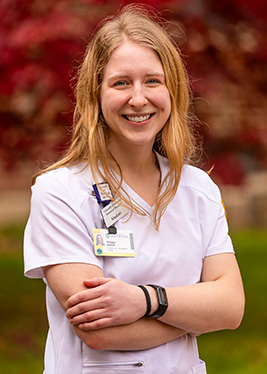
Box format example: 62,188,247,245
103,40,164,77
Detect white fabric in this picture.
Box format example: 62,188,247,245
24,154,234,374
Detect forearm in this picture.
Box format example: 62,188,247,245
159,254,245,334
160,280,244,334
72,317,187,351
62,254,244,346
43,263,187,351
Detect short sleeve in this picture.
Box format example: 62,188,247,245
24,172,104,279
201,178,234,258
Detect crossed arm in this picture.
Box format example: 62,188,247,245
43,263,187,350
43,253,244,351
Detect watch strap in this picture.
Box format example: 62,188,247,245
138,285,151,317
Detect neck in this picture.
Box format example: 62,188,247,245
107,141,161,207
109,143,157,177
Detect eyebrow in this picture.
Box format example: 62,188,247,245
108,72,165,81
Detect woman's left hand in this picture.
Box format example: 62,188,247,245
66,277,146,330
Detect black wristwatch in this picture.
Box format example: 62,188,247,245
147,284,168,318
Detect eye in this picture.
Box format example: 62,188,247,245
113,80,129,87
146,78,161,85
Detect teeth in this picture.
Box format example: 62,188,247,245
126,114,150,122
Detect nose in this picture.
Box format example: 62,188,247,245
128,84,148,107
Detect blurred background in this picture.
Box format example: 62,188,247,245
0,0,266,373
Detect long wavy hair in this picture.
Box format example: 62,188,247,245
34,4,201,230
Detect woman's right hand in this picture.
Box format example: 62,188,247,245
65,277,148,330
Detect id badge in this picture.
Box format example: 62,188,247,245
93,228,135,257
101,197,129,228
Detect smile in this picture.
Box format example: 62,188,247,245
123,114,152,123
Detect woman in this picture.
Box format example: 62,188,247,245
24,4,244,374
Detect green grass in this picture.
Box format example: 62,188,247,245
0,225,47,374
0,226,266,373
198,230,267,373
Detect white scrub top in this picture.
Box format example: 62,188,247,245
24,154,234,374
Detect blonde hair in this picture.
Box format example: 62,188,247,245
34,4,200,230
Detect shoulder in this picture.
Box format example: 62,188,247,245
32,163,93,206
156,152,221,204
180,164,221,203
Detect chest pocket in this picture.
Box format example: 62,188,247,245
82,360,145,373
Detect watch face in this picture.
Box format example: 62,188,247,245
158,287,168,306
147,284,168,318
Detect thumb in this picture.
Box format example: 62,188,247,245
83,277,111,288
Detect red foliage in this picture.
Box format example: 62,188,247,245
0,0,266,183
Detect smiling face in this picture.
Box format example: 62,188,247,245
100,40,171,152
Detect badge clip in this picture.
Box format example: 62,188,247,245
92,183,112,207
92,182,128,235
108,225,117,235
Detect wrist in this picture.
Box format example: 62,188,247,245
138,284,168,318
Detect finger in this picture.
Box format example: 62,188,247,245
83,277,111,288
78,317,115,331
67,287,101,308
69,310,99,325
69,307,111,326
66,298,105,320
66,303,90,320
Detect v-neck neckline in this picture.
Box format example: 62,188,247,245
119,152,167,213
